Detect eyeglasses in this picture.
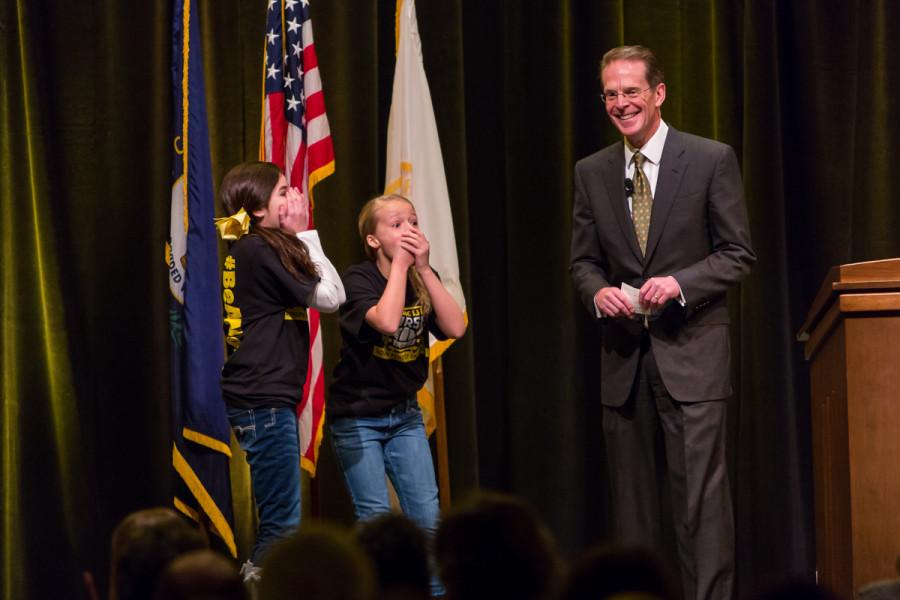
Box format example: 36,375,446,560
601,87,652,103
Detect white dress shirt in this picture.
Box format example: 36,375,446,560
624,120,669,215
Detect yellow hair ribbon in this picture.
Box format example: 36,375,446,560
214,208,251,240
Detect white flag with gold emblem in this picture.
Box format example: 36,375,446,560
385,0,466,435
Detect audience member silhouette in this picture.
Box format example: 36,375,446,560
355,513,431,600
559,544,680,600
103,496,866,600
258,521,375,600
108,507,206,600
436,492,561,600
152,549,247,600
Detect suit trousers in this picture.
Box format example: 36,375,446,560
602,334,735,600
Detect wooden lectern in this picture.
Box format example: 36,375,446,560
797,258,900,598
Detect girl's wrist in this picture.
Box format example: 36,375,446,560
391,259,413,274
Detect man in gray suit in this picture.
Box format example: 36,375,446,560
570,46,755,600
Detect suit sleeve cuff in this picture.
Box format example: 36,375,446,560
593,292,606,318
673,277,686,306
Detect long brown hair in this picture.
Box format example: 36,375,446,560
358,194,431,315
219,161,316,281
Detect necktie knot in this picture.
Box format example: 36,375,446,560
633,151,645,169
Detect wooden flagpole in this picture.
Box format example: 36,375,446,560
433,356,451,509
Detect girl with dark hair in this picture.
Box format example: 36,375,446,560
215,161,344,579
328,194,466,596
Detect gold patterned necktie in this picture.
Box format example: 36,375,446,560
631,151,653,255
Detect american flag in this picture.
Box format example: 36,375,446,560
261,0,334,475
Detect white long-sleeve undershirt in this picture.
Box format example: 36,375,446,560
297,230,345,313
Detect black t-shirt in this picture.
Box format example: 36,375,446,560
220,235,319,409
329,260,446,418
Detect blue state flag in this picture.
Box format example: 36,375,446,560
166,0,235,556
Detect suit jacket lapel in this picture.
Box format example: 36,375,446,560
645,128,687,264
603,147,644,264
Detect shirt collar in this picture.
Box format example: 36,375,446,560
624,120,669,166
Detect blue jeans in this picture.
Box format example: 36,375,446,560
228,406,301,564
329,398,443,595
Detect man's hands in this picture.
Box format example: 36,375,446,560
594,287,634,318
639,276,680,311
594,276,681,318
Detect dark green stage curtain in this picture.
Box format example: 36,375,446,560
3,0,900,597
2,0,173,598
1,0,104,597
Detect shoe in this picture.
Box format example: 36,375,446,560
240,560,262,583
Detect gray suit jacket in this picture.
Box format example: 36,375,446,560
570,127,755,406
